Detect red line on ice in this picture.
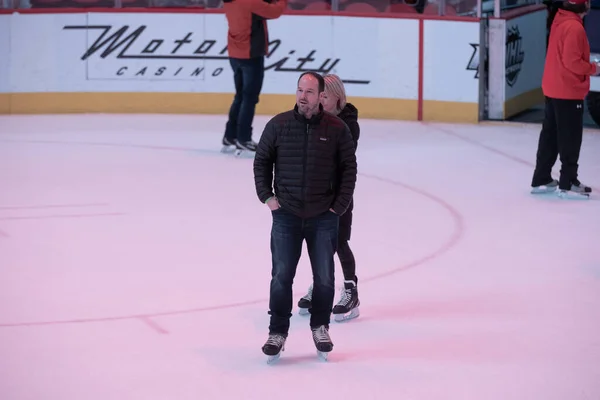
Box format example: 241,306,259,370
0,213,125,221
0,203,109,211
0,140,466,329
429,124,600,193
139,317,169,335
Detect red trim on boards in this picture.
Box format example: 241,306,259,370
3,7,480,21
9,7,219,13
417,18,424,121
417,19,425,121
493,4,546,20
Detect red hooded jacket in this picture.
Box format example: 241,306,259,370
223,0,287,60
542,9,597,100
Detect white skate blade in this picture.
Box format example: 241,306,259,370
317,351,329,362
531,185,557,194
334,307,360,322
558,190,590,200
264,345,284,365
298,307,310,316
234,149,255,158
221,145,235,153
266,353,281,364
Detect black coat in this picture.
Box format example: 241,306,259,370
334,103,360,240
253,104,357,218
338,103,360,149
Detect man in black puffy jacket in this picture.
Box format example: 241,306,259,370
254,71,357,360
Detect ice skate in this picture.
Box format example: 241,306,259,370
220,137,237,153
262,333,286,364
311,325,333,361
557,189,589,200
571,180,592,194
297,284,312,315
531,179,558,194
332,280,360,322
234,139,257,158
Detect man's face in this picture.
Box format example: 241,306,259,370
296,74,323,117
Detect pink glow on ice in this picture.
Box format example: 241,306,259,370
0,114,599,400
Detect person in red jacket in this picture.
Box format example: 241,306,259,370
221,0,287,154
531,0,599,199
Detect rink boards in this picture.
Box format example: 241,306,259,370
0,9,546,122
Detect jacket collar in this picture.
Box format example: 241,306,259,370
556,8,584,24
293,103,324,125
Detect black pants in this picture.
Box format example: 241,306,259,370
337,199,356,282
224,57,264,143
268,208,339,335
532,96,584,190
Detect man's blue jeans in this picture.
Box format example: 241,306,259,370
224,56,264,143
268,207,339,335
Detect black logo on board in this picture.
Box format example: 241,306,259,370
505,26,524,87
466,43,479,79
63,25,370,84
466,25,524,86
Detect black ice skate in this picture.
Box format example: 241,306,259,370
220,136,237,153
262,333,286,364
297,284,312,315
557,189,590,200
311,325,333,361
234,140,257,157
531,179,558,194
332,280,360,322
555,179,591,199
571,180,592,194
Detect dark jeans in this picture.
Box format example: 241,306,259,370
532,96,584,190
268,208,339,335
224,57,265,143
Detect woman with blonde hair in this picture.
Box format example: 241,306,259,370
297,74,361,322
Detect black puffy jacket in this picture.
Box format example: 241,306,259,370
253,104,357,218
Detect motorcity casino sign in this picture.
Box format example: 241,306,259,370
62,24,370,85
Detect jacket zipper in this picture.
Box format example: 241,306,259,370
302,124,309,211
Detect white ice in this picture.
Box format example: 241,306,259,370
0,114,599,400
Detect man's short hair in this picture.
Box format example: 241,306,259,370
298,71,325,93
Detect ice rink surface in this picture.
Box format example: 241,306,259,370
0,114,599,400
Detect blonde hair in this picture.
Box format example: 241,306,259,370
323,74,347,114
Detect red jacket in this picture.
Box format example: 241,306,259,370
542,9,597,100
223,0,287,60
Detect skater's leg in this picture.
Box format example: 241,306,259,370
333,200,360,321
337,241,356,282
298,203,353,315
224,58,244,142
304,210,338,329
333,241,360,322
554,98,585,190
236,56,265,144
268,207,303,335
532,97,559,187
336,200,356,282
297,283,313,315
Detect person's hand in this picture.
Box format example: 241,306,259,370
329,208,336,214
267,197,280,211
593,62,600,76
